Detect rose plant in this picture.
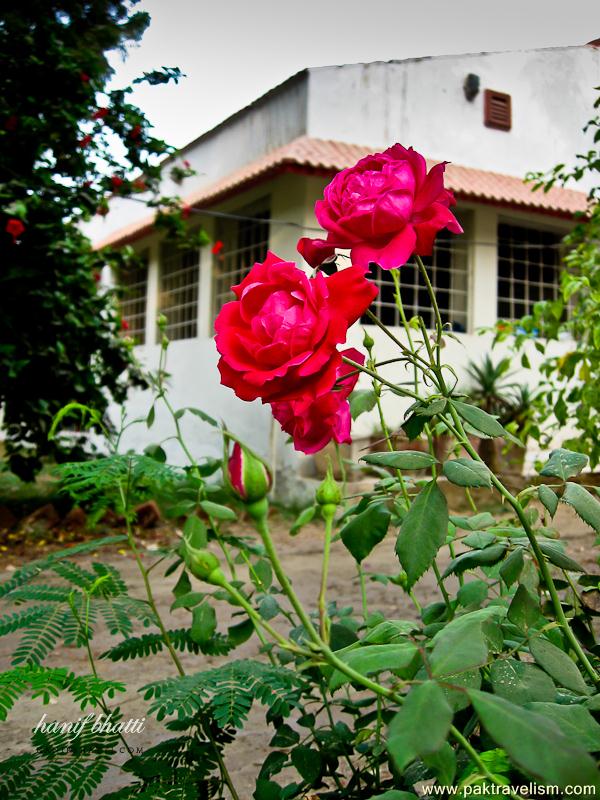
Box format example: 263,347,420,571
1,145,600,799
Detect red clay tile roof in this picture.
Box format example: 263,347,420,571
95,136,588,249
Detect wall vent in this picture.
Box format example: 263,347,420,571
484,89,512,131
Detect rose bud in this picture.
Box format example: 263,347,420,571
316,464,342,519
227,442,272,505
184,544,224,585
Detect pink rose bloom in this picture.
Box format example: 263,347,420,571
271,349,363,454
297,144,463,271
215,252,377,404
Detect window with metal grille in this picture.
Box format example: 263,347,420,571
119,254,148,344
497,223,562,320
366,230,469,332
212,200,270,316
484,89,512,131
159,244,200,340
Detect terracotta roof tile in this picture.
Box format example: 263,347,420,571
95,136,587,249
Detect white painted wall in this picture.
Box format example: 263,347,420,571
306,46,600,192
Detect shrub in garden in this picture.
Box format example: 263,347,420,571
1,146,600,798
0,1,204,479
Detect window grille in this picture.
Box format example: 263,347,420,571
119,255,148,344
497,223,562,320
159,244,200,340
366,230,469,332
212,202,270,316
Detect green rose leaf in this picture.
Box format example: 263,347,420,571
538,484,559,517
361,450,438,470
443,458,492,488
526,703,600,751
468,690,600,789
529,636,591,695
396,481,448,588
340,502,391,563
387,681,453,771
561,481,600,532
443,543,507,578
452,401,506,438
190,602,216,645
329,642,420,690
539,448,588,480
490,658,556,704
349,389,378,420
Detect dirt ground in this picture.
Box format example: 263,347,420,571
0,503,597,799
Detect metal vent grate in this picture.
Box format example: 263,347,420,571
484,89,512,131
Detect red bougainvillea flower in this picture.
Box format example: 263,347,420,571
214,251,377,404
211,240,224,255
92,107,109,120
271,349,363,454
5,218,25,242
227,441,272,503
129,124,142,140
297,144,463,271
78,134,92,148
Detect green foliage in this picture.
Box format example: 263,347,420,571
501,90,600,465
395,481,448,587
142,660,307,727
0,1,203,479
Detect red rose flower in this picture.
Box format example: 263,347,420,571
78,134,92,148
80,72,90,83
121,319,129,331
214,251,377,404
5,218,25,242
271,349,363,454
211,240,224,255
93,271,101,283
297,144,463,271
92,107,109,120
111,176,124,189
132,178,147,192
181,204,192,219
183,159,191,168
129,124,142,140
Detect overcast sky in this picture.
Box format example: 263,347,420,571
110,0,600,150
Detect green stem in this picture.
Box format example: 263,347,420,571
450,726,524,800
432,559,453,618
318,511,334,642
341,356,420,402
357,564,369,622
218,575,309,656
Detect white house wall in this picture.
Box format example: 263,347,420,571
305,47,600,193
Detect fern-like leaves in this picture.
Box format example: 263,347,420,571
142,659,307,728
